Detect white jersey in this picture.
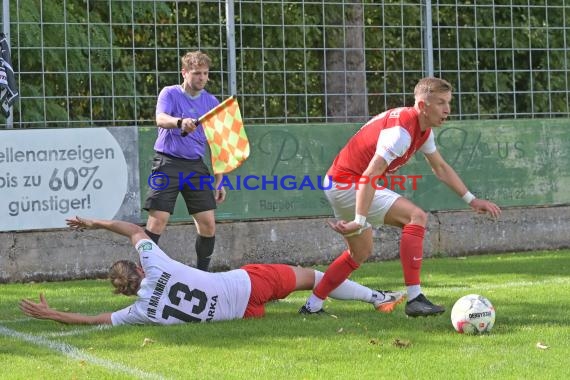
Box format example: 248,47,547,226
111,239,251,326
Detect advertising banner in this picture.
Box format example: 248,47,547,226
0,127,140,231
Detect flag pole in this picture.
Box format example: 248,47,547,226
198,95,237,124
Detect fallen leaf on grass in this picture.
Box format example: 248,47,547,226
141,338,156,347
392,339,411,348
536,342,549,350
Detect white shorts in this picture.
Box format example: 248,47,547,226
323,175,401,227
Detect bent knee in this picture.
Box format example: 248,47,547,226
409,209,428,226
196,220,216,236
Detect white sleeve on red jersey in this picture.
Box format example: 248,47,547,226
375,126,412,165
419,129,437,154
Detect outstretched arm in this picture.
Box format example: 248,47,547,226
424,151,501,218
66,216,148,247
19,293,113,325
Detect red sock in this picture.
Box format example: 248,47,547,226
313,250,360,300
400,224,425,286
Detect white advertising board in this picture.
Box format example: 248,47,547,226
0,128,135,231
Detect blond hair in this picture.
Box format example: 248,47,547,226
414,77,453,100
181,51,212,70
108,260,142,296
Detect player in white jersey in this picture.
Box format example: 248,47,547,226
19,216,405,326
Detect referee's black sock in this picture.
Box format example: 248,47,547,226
195,235,215,271
144,229,161,245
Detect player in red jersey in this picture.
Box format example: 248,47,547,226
300,77,501,317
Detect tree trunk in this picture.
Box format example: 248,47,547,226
325,3,368,123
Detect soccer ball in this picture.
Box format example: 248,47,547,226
451,294,495,334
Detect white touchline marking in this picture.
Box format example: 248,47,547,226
0,325,166,380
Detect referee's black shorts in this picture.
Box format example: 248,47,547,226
143,152,216,215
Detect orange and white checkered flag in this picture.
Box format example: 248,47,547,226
199,95,250,174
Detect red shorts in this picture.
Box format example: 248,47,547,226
241,264,296,318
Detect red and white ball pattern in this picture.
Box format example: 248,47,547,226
451,294,496,334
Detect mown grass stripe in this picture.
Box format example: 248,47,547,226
40,324,113,338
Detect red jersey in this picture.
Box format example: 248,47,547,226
327,107,432,183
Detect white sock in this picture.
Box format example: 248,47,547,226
407,285,421,300
313,270,374,303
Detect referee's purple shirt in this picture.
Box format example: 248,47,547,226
154,85,219,159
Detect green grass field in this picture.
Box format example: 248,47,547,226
1,250,569,380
